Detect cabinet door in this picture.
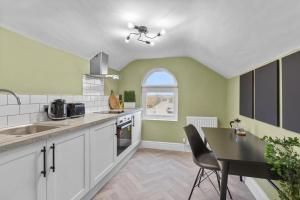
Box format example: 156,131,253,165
90,122,115,188
0,141,46,200
132,111,142,145
47,129,89,200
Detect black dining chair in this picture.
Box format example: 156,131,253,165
184,124,233,200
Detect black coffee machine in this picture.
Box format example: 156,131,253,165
48,99,67,120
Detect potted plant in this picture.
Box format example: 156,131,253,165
124,90,136,109
263,136,300,200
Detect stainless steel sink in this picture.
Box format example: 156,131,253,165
0,124,61,136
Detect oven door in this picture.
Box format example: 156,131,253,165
116,121,132,156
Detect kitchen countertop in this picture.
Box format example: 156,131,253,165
0,108,142,153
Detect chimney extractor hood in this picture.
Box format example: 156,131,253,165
86,52,119,80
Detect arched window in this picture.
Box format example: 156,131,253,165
142,68,178,121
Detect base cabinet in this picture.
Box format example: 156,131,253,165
90,122,115,188
0,141,46,200
47,129,89,200
0,113,142,200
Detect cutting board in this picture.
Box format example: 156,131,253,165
109,91,120,110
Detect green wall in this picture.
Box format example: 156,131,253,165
118,57,228,143
0,27,120,95
227,76,300,200
0,27,89,94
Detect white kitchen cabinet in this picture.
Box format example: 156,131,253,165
0,141,46,200
132,111,142,145
90,121,115,188
46,129,89,200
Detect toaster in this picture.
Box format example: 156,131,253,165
67,103,85,118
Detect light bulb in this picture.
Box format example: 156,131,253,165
160,29,166,36
127,22,135,29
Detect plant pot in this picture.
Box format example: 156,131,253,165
124,102,136,109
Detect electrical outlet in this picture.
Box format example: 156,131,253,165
182,137,186,144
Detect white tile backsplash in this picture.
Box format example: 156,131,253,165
30,95,47,104
0,95,7,105
47,95,62,103
82,76,104,96
0,76,107,128
30,112,47,123
0,116,7,128
7,114,30,127
19,95,30,104
0,105,20,116
0,94,107,128
20,104,40,114
8,95,30,105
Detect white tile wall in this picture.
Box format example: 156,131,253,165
0,94,108,129
8,95,30,105
0,95,7,105
0,116,7,127
7,114,30,127
0,105,19,116
30,112,48,123
82,76,104,96
0,76,110,129
30,95,47,104
20,104,40,114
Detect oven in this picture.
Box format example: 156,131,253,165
116,114,132,156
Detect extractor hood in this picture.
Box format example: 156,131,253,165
86,52,119,79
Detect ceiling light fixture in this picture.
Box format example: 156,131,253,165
125,22,165,45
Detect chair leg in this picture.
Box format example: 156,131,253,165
240,176,243,182
197,168,205,187
205,171,220,194
215,171,221,190
188,168,202,200
216,171,233,200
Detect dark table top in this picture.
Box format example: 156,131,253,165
202,128,267,164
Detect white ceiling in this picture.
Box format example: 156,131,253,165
1,0,300,78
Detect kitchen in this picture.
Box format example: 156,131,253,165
1,1,300,200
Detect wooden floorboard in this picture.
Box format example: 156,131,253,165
93,149,255,200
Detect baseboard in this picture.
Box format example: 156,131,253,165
140,140,191,152
245,177,270,200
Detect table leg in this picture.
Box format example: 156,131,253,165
220,161,230,200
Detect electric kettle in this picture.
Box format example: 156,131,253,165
48,99,67,120
230,118,246,135
230,118,241,130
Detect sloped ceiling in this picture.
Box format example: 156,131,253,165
1,0,300,78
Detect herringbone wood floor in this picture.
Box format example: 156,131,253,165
93,149,255,200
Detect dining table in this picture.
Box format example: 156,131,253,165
202,127,279,200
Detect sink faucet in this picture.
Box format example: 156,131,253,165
0,89,21,105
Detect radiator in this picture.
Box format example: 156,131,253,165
186,116,218,140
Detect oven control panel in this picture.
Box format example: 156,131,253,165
117,114,132,126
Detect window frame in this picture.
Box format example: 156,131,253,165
141,68,178,122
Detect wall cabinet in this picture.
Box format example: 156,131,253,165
90,122,115,188
0,141,47,200
47,129,89,200
132,111,142,145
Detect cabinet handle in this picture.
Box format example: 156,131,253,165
50,143,55,172
132,116,135,127
41,146,46,177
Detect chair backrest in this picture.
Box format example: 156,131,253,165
184,124,210,159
